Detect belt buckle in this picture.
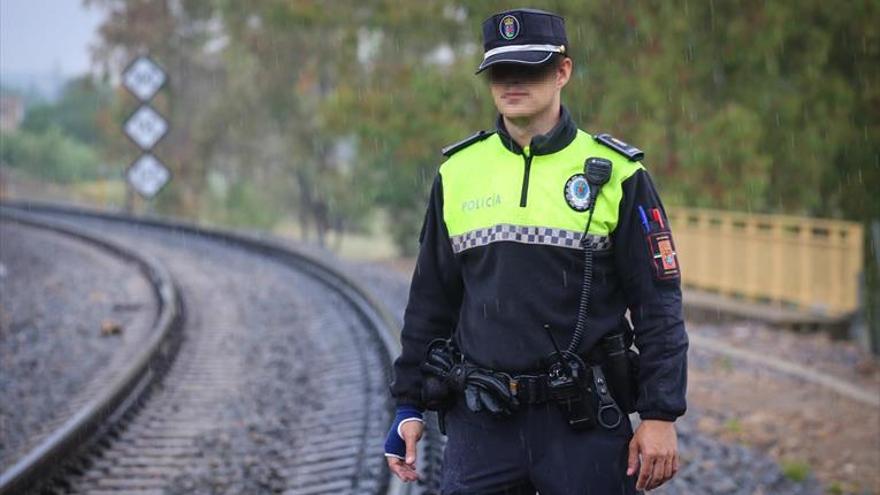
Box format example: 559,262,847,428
513,375,537,404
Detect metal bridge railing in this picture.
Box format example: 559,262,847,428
667,207,864,317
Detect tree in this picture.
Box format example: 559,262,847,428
21,75,115,146
83,0,877,254
86,0,225,216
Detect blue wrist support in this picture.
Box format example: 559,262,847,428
384,405,423,459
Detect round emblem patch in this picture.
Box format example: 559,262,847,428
499,15,520,40
564,174,591,211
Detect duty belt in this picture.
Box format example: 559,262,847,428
468,346,606,405
508,373,553,404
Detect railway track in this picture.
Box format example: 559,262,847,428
0,202,439,495
0,219,161,467
0,209,181,495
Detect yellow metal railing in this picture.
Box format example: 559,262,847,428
667,208,864,316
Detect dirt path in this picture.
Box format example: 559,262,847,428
688,323,880,494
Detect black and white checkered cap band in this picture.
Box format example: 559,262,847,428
450,224,612,254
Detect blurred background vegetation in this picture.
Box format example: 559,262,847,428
0,0,876,257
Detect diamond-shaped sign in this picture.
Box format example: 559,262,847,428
122,56,167,102
126,154,171,198
123,105,168,150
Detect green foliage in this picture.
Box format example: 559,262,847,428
722,417,743,435
86,0,877,255
20,76,114,146
675,103,772,211
1,127,101,183
780,458,812,482
827,480,860,495
329,0,877,252
1,75,112,186
327,63,493,254
203,178,284,230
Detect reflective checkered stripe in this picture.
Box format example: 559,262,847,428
450,224,612,254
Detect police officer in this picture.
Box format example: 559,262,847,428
384,8,688,494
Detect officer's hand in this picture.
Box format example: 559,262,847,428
386,420,424,482
627,419,679,491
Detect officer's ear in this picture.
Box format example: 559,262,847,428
556,56,572,89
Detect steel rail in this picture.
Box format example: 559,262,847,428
0,201,414,495
0,208,183,495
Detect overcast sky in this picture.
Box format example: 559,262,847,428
1,0,105,77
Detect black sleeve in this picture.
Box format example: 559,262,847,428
612,168,689,421
389,174,464,408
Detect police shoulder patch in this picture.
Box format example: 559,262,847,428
646,231,680,280
594,133,645,162
441,130,495,157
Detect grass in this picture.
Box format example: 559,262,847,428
722,417,743,435
826,480,862,495
273,209,400,261
780,458,812,483
70,179,126,205
827,481,844,494
1,166,127,207
714,355,734,372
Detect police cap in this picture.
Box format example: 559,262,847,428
476,8,568,74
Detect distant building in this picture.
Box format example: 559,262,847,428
0,95,25,131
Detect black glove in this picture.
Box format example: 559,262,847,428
455,364,518,416
421,338,519,416
422,338,457,375
420,338,459,411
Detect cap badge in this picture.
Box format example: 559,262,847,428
499,15,520,40
564,174,591,211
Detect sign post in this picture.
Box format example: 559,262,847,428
121,55,170,212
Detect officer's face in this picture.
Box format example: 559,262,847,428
487,57,572,120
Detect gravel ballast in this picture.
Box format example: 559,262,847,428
0,220,158,468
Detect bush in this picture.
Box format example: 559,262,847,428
200,177,283,230
0,127,102,183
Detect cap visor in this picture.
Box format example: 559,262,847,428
475,50,554,74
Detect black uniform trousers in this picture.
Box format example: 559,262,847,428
441,398,640,495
